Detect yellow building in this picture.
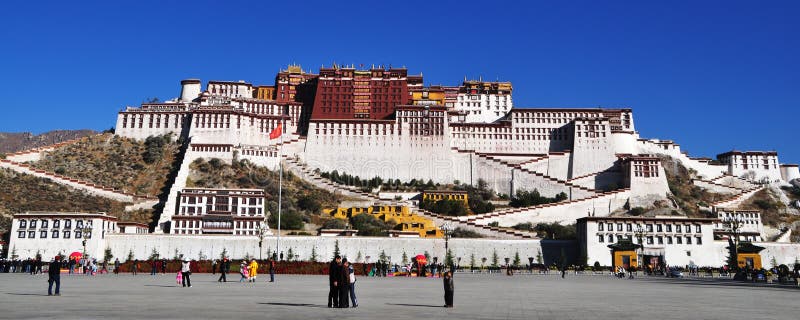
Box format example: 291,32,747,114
411,86,446,106
607,239,641,270
422,190,468,205
736,242,765,269
323,205,443,238
254,85,276,100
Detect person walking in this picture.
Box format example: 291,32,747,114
347,260,358,308
443,271,454,308
217,258,228,282
212,259,217,275
248,259,259,282
328,255,341,308
132,260,138,275
113,258,120,275
239,261,249,282
338,258,350,308
181,259,192,287
161,258,167,274
268,257,276,283
68,258,75,275
150,259,157,276
48,256,62,296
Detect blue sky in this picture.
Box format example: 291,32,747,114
0,1,797,163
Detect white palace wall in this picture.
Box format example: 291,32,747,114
104,234,544,264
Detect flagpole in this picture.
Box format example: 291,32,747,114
276,121,283,275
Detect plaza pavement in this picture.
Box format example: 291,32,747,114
0,272,797,319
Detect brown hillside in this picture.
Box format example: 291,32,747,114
32,133,179,196
0,168,133,234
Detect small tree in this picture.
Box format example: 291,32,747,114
424,251,431,263
287,248,294,262
770,256,778,269
127,249,134,262
10,246,18,260
104,247,113,263
310,247,318,262
513,251,521,268
220,247,228,260
401,251,409,265
470,253,476,269
379,250,387,263
149,248,160,260
491,250,499,268
536,249,543,264
445,249,454,268
35,250,42,261
333,240,340,257
356,251,363,263
198,250,207,261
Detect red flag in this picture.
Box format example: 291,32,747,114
269,123,282,140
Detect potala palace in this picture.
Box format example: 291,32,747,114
6,64,800,270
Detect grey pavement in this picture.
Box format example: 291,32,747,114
0,272,797,319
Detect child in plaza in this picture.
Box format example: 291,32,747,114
240,261,249,282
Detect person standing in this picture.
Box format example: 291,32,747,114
239,261,249,282
248,259,259,282
150,259,157,276
68,258,75,275
338,258,350,308
212,259,217,275
268,257,275,283
132,260,138,275
443,271,454,308
181,259,192,287
161,258,167,274
348,260,358,308
217,258,228,282
328,256,341,308
47,256,62,296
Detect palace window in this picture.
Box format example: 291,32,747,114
608,235,614,243
676,236,683,244
18,220,26,228
52,230,59,238
646,224,653,232
666,236,673,244
656,224,663,232
657,236,663,245
28,231,35,238
666,224,672,232
616,223,622,231
65,220,71,228
42,220,48,228
40,230,47,238
598,235,604,243
646,236,653,245
686,237,692,245
696,237,703,245
75,231,82,239
695,225,701,233
18,231,25,238
54,220,60,228
30,220,37,228
676,225,682,233
598,223,604,231
64,231,71,239
626,224,632,232
77,220,84,228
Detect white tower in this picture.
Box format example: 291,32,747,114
180,79,202,102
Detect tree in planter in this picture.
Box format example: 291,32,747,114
103,247,113,263
470,253,476,269
220,247,228,260
310,247,318,262
198,250,207,261
333,240,340,258
445,249,454,268
536,249,543,265
287,248,294,262
379,250,387,263
491,250,499,268
424,251,431,264
513,251,521,268
401,251,408,265
35,250,42,261
127,249,135,262
356,251,363,263
149,248,160,260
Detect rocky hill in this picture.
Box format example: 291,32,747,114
0,129,97,154
31,133,179,196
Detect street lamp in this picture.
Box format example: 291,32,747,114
441,223,453,271
634,224,645,274
81,225,93,260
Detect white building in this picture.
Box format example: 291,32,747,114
716,151,782,183
117,222,149,234
172,188,270,236
8,212,118,260
453,80,513,123
713,209,764,242
577,216,719,267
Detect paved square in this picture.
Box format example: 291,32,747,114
0,273,796,319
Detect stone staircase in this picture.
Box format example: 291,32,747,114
413,208,538,239
282,156,382,202
709,186,764,210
